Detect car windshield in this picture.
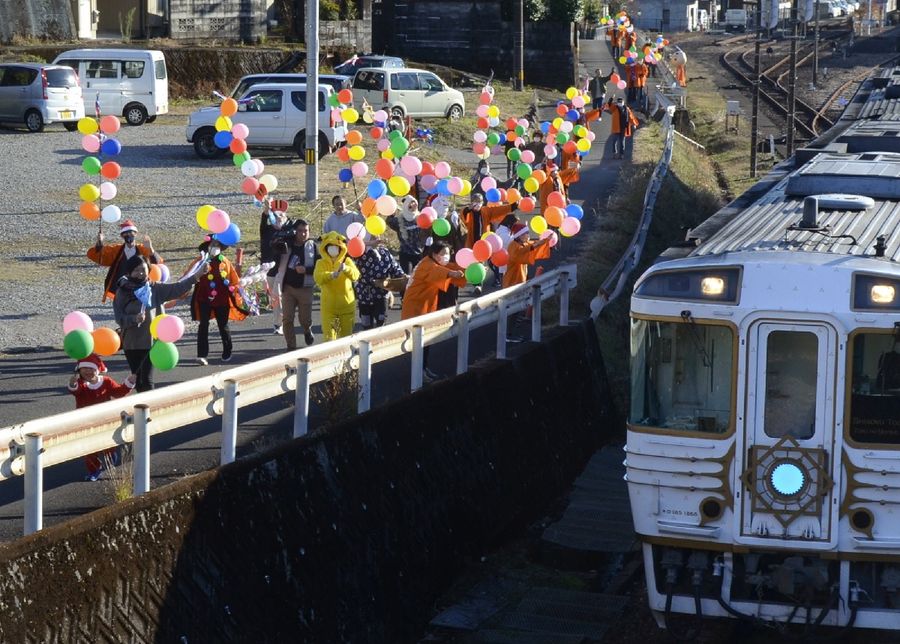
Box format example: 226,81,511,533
45,68,78,88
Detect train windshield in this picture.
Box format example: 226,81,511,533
630,319,734,434
849,332,900,445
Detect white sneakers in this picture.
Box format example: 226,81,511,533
198,357,209,366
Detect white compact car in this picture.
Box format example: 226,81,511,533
0,63,84,132
350,67,465,120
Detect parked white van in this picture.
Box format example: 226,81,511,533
52,49,168,126
351,67,465,120
0,63,84,132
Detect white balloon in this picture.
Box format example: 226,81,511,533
259,174,278,192
254,159,266,177
101,204,122,222
100,182,117,200
241,159,257,177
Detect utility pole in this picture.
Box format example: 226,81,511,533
514,0,524,90
813,0,819,86
750,3,762,177
305,0,319,201
787,0,798,155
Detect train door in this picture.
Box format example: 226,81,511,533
739,321,838,545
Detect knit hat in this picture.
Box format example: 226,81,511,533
76,354,107,373
511,222,529,239
119,220,138,235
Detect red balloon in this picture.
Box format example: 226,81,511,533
241,177,260,195
370,126,383,139
519,197,536,212
491,249,509,267
375,158,394,180
497,188,507,203
547,191,566,208
337,88,353,105
556,104,568,116
472,239,492,263
563,140,577,154
100,161,121,179
347,237,365,258
505,117,517,130
416,213,433,229
610,73,620,84
336,146,351,163
476,117,489,130
230,138,247,154
421,162,435,176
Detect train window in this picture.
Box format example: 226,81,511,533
630,319,733,434
849,332,900,444
853,274,900,311
763,331,817,439
635,268,740,303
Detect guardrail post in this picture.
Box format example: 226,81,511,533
559,271,570,326
221,380,238,466
358,340,371,413
133,404,150,495
496,299,508,360
24,433,42,536
531,285,542,342
294,358,310,438
456,311,470,375
411,325,424,391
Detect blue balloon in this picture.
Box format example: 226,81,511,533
338,168,353,182
214,131,233,149
100,138,122,156
485,188,501,203
540,121,551,134
565,203,584,220
367,179,387,199
566,109,579,121
436,179,451,196
215,223,241,246
498,133,507,145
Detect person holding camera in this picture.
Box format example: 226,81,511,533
259,199,289,334
272,219,318,350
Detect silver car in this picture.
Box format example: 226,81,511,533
0,63,84,132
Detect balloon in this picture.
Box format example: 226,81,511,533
432,218,451,236
239,159,256,177
230,138,248,154
556,132,570,145
92,327,120,356
472,239,492,263
215,116,233,132
375,158,394,180
544,206,564,228
149,341,179,371
337,88,353,105
447,177,464,195
388,175,411,197
572,95,585,109
530,215,548,234
346,222,366,239
100,181,117,200
547,191,566,208
434,161,451,179
338,168,353,183
375,195,398,216
610,73,620,84
156,315,186,343
206,209,231,234
566,203,584,220
540,229,559,247
101,204,122,223
341,107,360,124
374,109,388,122
400,155,423,176
159,264,171,282
101,138,122,155
361,197,378,217
506,188,521,204
214,130,233,148
544,144,558,159
480,177,497,192
196,204,215,229
346,130,363,147
231,123,250,140
351,161,368,178
99,115,120,134
215,223,241,246
455,248,476,268
148,264,162,282
523,177,540,194
220,97,238,117
77,117,98,135
79,183,100,202
259,174,278,192
100,161,121,179
436,179,451,196
348,145,366,161
532,170,547,184
519,196,536,212
491,248,509,267
485,188,501,203
521,150,536,164
465,262,486,285
346,236,366,258
617,80,627,90
420,174,438,192
79,201,100,221
63,329,94,360
479,91,492,105
367,179,387,199
560,216,582,237
81,134,100,153
63,310,94,334
459,179,473,196
366,215,387,236
416,212,434,229
369,126,383,139
576,138,591,153
242,176,260,195
82,156,101,175
515,163,533,180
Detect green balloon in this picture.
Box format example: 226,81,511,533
63,329,94,360
486,132,500,146
82,156,102,176
432,218,451,237
515,125,526,136
233,152,251,167
390,138,409,157
556,132,570,144
328,94,340,108
388,129,403,141
465,262,486,285
507,147,521,162
149,341,179,371
516,162,533,180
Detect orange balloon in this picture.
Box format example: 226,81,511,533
519,197,536,212
556,104,568,116
148,264,162,282
337,88,353,105
347,237,365,257
472,239,492,263
547,191,566,208
220,98,238,117
544,206,564,228
92,327,121,356
531,170,547,184
79,201,100,220
491,249,509,267
346,130,363,146
100,161,121,179
563,141,577,154
336,146,351,163
375,158,394,180
506,130,517,143
229,138,247,154
361,197,378,217
506,188,521,203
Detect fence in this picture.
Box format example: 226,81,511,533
1,265,577,536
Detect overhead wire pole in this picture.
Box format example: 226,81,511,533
813,0,820,86
750,1,762,177
787,0,798,156
514,0,524,90
305,0,319,201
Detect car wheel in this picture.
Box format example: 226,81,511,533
63,122,78,132
390,106,405,120
146,115,157,123
124,104,147,126
447,104,464,119
24,109,44,133
294,131,330,160
194,128,223,159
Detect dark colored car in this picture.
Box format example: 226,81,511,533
333,55,405,77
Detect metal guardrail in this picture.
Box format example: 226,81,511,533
3,265,577,535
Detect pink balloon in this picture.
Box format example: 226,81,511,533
587,131,596,142
351,161,369,178
571,96,585,109
63,310,93,334
473,142,486,155
560,217,581,237
206,209,231,234
346,222,366,239
434,161,451,179
231,123,250,140
377,139,390,152
455,248,476,268
156,315,185,343
484,232,503,253
447,176,464,195
420,206,437,220
374,110,388,122
544,144,558,159
617,80,627,90
331,108,342,122
521,150,535,164
517,118,530,129
376,195,398,216
420,174,438,191
82,134,100,153
99,182,117,200
99,115,120,134
480,177,497,192
253,159,265,176
475,104,489,118
540,229,560,247
400,155,423,176
241,177,260,195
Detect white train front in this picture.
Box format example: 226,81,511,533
627,67,900,632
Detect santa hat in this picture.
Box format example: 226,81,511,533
545,161,558,172
76,354,107,373
119,220,138,234
510,222,529,239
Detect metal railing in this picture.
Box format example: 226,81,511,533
1,265,577,535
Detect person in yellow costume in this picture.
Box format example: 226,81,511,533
313,231,361,340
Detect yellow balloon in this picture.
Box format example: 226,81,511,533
348,145,366,161
196,204,215,229
576,138,591,152
365,215,387,236
487,105,500,118
530,215,548,235
565,87,577,100
459,179,472,196
77,117,98,135
552,117,564,130
575,125,587,138
388,176,410,196
523,177,540,194
341,108,360,124
215,116,233,132
79,183,100,202
381,149,395,160
149,313,168,340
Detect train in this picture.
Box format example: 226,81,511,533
626,65,900,634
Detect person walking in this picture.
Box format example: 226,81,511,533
323,195,365,237
88,219,163,302
604,96,641,160
538,160,580,212
275,219,318,350
589,68,612,110
386,196,427,275
354,238,407,330
258,199,289,335
314,231,360,341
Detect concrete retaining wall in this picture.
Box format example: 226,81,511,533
0,322,616,643
0,0,75,43
321,19,372,52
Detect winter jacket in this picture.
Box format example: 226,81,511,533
400,257,467,320
113,276,195,351
188,255,249,322
313,231,361,315
604,103,640,137
354,247,407,306
87,243,162,302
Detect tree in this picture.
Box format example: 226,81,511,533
583,0,602,24
320,0,340,20
501,0,548,21
545,0,582,21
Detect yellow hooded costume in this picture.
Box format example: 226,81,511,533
313,231,361,340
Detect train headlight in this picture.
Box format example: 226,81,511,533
871,284,896,304
701,276,725,296
770,462,805,497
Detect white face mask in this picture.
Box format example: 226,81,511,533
209,246,221,256
435,253,450,266
479,167,489,175
326,246,340,258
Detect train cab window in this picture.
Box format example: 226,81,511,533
763,331,817,439
630,319,734,434
849,332,900,444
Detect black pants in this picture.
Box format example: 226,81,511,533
398,251,421,275
124,348,153,392
197,302,232,359
437,284,458,310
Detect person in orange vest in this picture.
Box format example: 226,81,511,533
503,222,553,289
625,62,639,104
604,96,641,159
538,160,580,212
87,219,163,302
610,27,621,58
633,61,649,109
461,193,518,249
624,29,638,52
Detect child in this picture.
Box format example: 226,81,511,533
314,231,361,341
67,354,136,481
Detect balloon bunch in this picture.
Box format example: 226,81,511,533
76,115,123,224
414,128,434,144
530,191,584,238
195,204,242,247
147,311,187,370
453,232,509,286
62,311,121,360
237,261,275,316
